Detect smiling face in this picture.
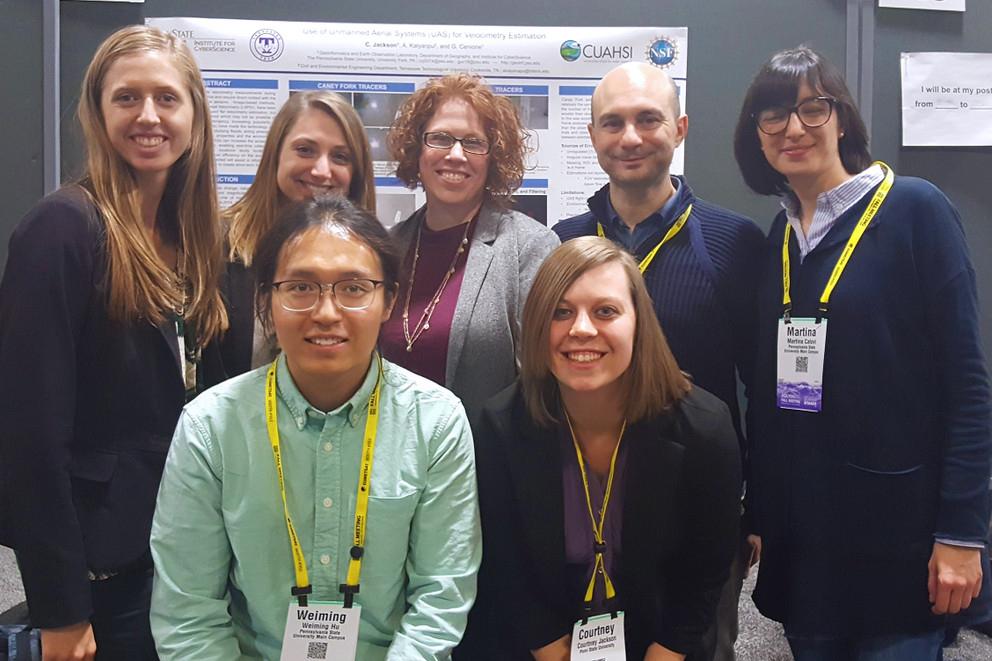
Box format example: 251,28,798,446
272,226,393,411
548,261,636,403
588,65,687,192
418,97,491,221
757,80,849,190
100,50,194,191
276,107,355,203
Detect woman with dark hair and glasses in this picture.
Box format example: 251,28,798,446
150,196,481,660
381,73,559,421
734,46,991,660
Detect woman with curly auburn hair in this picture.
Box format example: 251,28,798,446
0,24,227,660
380,73,559,420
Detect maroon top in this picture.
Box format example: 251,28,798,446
561,423,629,614
380,213,476,386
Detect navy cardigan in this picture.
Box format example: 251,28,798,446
749,176,992,635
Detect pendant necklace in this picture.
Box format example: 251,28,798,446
402,216,472,352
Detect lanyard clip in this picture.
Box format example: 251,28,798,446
291,584,313,607
782,307,792,324
816,304,828,324
339,583,360,609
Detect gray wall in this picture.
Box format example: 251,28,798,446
3,0,990,357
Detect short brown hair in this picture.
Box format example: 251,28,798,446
387,73,528,204
734,46,872,196
520,237,691,427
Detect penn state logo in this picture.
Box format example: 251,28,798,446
560,40,581,62
250,29,284,62
645,37,678,68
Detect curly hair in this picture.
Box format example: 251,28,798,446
388,73,529,204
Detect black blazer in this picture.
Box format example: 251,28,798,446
215,258,256,384
457,383,741,659
0,187,223,627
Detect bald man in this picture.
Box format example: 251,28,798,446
553,62,765,661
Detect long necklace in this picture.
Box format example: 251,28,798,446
402,216,472,352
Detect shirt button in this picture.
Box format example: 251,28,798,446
323,442,333,453
323,497,333,508
320,554,331,565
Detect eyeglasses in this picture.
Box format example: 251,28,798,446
271,279,383,312
423,131,491,155
754,97,836,135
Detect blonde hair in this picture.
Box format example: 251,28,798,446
520,237,691,427
225,91,376,266
78,24,227,341
387,73,528,206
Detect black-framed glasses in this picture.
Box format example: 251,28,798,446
423,131,491,155
754,97,836,135
271,279,383,312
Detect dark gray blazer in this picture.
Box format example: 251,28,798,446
391,204,559,420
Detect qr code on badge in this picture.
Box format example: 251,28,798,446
795,356,808,373
307,641,328,659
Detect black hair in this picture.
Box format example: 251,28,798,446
733,46,873,196
253,195,400,332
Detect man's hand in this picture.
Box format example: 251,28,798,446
531,633,570,661
928,541,983,615
745,534,762,578
644,642,686,660
41,621,96,661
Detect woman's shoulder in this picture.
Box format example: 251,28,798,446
6,185,104,274
14,185,102,244
671,386,735,445
496,207,558,240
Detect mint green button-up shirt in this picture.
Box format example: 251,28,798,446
150,355,481,660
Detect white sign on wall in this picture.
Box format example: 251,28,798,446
901,52,992,146
880,0,965,11
147,17,689,228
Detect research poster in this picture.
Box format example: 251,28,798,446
147,17,688,227
901,51,992,146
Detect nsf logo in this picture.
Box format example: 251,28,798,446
646,37,678,68
250,29,284,62
560,40,581,62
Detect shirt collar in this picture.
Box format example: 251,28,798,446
781,163,885,220
275,352,381,430
605,175,682,231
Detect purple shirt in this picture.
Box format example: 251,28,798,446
561,423,629,613
380,216,476,386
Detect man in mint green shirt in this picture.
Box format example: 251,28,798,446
150,355,480,660
150,196,481,660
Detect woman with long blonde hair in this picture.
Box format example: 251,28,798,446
0,25,226,660
219,91,376,378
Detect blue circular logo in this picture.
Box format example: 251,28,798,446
646,38,677,67
560,40,581,62
250,29,284,62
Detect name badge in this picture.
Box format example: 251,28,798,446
776,317,827,412
280,601,360,661
570,612,625,660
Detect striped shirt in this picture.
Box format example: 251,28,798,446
782,164,884,260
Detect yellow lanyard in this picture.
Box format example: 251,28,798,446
597,203,692,274
265,355,383,607
565,411,626,608
782,163,894,319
